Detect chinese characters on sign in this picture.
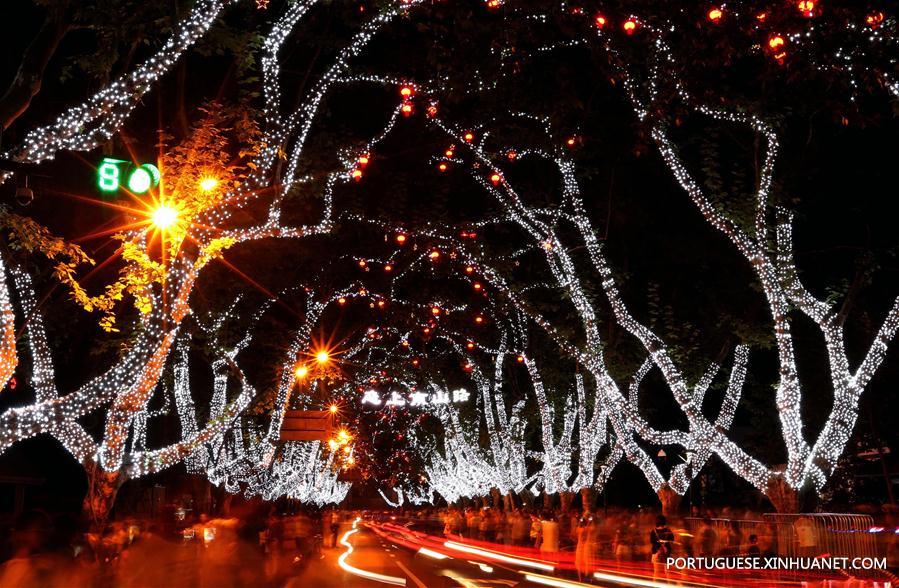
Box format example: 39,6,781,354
361,388,470,407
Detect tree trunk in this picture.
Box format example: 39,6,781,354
490,488,502,509
657,485,681,518
0,5,71,131
82,459,125,533
765,474,818,513
503,491,515,512
559,491,574,513
579,487,594,513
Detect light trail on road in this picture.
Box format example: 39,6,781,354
338,527,407,586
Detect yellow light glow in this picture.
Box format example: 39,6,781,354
152,205,179,230
295,365,309,379
328,439,339,451
329,404,338,413
199,177,218,192
316,350,330,363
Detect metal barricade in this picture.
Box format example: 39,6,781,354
762,512,878,560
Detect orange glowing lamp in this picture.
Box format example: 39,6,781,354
623,19,637,34
707,7,723,22
151,204,179,230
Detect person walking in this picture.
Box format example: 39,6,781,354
650,515,674,581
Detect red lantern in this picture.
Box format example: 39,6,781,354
707,7,723,22
797,0,815,17
623,19,637,35
866,12,884,28
595,14,607,29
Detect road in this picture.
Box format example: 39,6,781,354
295,518,701,588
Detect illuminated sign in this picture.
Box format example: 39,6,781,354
361,388,470,407
97,157,160,194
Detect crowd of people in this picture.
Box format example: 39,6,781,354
0,507,351,587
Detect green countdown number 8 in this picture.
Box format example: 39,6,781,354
98,161,120,192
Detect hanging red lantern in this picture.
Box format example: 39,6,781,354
797,0,815,17
396,233,407,244
595,14,607,29
400,85,413,98
490,172,502,185
866,12,884,28
707,7,723,22
463,131,474,142
352,169,363,181
623,19,637,34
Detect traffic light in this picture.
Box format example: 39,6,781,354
97,158,160,194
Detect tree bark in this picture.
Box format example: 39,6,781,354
82,458,125,533
579,487,594,513
657,485,681,518
0,6,71,131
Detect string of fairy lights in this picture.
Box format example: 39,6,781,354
0,0,896,509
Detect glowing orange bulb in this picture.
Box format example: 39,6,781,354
595,14,607,28
475,315,484,324
707,7,722,22
466,341,475,350
352,169,363,181
412,359,420,366
316,351,330,364
358,155,370,166
463,132,474,142
199,177,218,192
402,340,409,347
473,282,482,291
401,103,413,115
465,266,474,274
338,297,347,305
396,233,407,244
431,306,441,316
377,300,386,308
400,86,413,97
566,136,577,147
358,259,367,267
768,35,785,50
490,173,501,185
384,265,392,272
445,149,454,157
151,205,178,230
329,404,339,413
429,250,440,260
623,19,637,34
517,355,525,363
438,163,448,172
295,365,309,379
756,12,767,21
463,363,473,372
